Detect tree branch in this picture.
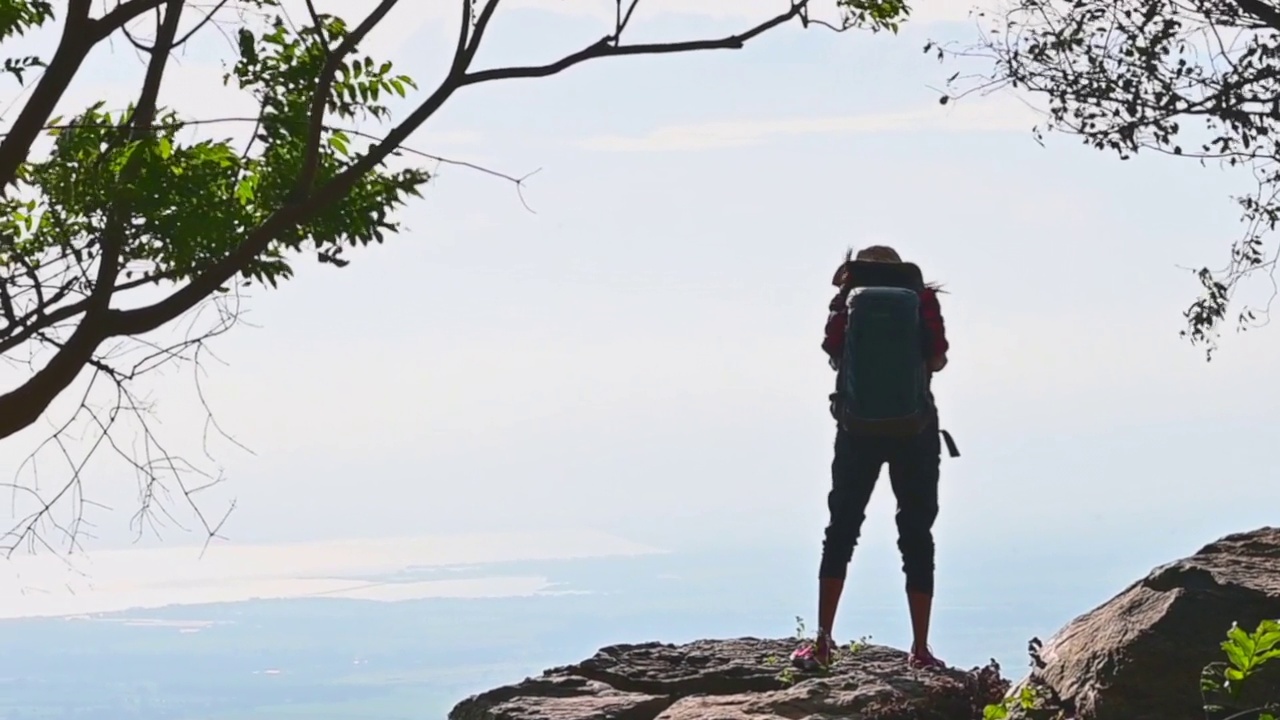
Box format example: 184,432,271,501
90,0,170,42
0,1,97,189
1232,0,1280,32
461,0,808,85
454,0,475,69
616,0,642,39
0,0,185,441
460,0,503,70
173,0,234,47
292,0,404,199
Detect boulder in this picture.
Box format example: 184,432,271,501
448,638,1008,720
1011,526,1280,720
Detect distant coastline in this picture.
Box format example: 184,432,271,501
0,529,661,619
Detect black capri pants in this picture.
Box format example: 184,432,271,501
818,421,942,594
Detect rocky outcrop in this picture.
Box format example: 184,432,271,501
1011,526,1280,720
448,638,1008,720
448,527,1280,720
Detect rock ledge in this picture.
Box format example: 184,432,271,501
448,638,1007,720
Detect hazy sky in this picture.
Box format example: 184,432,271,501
0,0,1276,574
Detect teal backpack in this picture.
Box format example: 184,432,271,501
833,260,934,438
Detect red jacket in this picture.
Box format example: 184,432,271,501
822,284,949,368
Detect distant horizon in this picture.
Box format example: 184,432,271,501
0,529,660,619
0,520,1238,628
0,538,1144,700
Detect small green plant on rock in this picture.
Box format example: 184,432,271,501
759,616,810,685
982,685,1039,720
1202,619,1280,720
980,638,1071,720
764,615,832,685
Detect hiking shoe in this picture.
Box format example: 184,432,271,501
908,646,946,670
790,633,834,671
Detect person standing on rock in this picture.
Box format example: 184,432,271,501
792,244,956,672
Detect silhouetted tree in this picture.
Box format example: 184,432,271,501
931,0,1280,357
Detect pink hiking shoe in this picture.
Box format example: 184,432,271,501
789,632,834,672
908,645,947,670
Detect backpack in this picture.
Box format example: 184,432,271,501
833,260,933,438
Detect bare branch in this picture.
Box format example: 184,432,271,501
2,294,244,557
460,0,503,69
90,0,170,41
173,0,235,47
455,0,475,69
464,1,809,85
617,0,642,39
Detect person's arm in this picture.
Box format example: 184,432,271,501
920,288,949,371
822,289,850,369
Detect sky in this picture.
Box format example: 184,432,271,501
0,0,1277,595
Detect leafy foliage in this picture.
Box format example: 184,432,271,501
930,0,1280,357
1202,619,1280,720
983,685,1039,720
837,0,912,33
6,17,424,297
0,0,49,83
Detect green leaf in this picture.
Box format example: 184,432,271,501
234,177,256,205
983,703,1009,720
1223,642,1249,671
1017,685,1037,709
326,132,349,156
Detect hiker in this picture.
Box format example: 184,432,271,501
793,244,953,672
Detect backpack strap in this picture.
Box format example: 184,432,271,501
841,260,925,292
940,429,960,458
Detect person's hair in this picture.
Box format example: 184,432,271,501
841,245,946,293
855,245,902,263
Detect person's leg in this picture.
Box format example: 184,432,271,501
887,425,943,666
814,428,883,662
